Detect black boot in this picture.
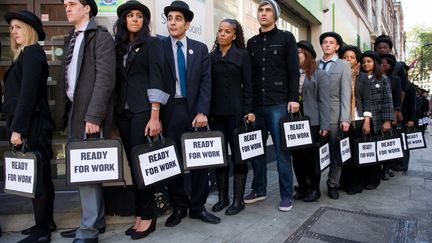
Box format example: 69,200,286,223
212,172,229,212
225,173,246,216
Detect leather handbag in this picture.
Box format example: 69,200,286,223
66,130,123,185
181,125,227,170
3,139,42,198
232,120,265,164
131,134,182,189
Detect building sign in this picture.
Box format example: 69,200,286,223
98,0,126,15
156,0,206,43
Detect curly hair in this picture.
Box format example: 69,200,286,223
113,10,151,57
211,19,245,52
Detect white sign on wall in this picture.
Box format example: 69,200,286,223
155,0,206,43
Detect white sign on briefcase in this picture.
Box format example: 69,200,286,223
237,130,264,161
319,142,330,171
357,141,377,165
406,131,426,149
376,137,404,162
4,155,36,196
69,147,120,183
138,145,181,186
340,137,351,163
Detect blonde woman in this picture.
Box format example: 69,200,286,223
4,10,55,243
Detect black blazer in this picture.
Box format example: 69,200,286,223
401,82,416,122
115,36,167,114
162,37,211,119
209,45,252,116
388,74,402,110
3,44,53,136
354,72,371,117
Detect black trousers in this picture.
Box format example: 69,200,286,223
211,115,248,175
340,120,365,193
291,126,321,191
164,99,209,213
24,115,55,232
116,110,155,219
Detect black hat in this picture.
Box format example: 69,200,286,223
360,50,381,64
338,45,361,62
4,10,46,41
117,0,151,20
319,32,343,46
380,53,396,68
61,0,98,17
297,40,316,59
164,1,194,22
374,34,393,51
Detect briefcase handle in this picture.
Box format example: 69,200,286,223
361,134,374,141
193,124,211,133
11,138,30,155
83,129,104,141
379,129,393,138
146,133,166,146
242,116,255,129
288,111,304,120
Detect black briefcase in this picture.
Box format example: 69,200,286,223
131,134,182,189
335,131,352,165
280,113,314,151
181,125,227,170
3,140,42,198
66,131,123,185
232,121,265,164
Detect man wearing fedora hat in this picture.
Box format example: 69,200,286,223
55,0,115,242
161,0,221,227
318,31,351,200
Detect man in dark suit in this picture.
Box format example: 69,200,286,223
161,0,220,227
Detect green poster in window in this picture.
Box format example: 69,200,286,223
97,0,126,13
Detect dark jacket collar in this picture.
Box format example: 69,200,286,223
211,44,243,67
259,25,278,36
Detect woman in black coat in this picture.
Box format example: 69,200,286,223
338,45,372,195
3,11,55,243
113,1,168,239
209,19,255,215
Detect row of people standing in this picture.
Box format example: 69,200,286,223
2,1,417,243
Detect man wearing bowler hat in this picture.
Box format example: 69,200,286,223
55,0,115,242
161,0,221,227
318,32,351,199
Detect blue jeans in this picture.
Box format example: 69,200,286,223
251,104,293,200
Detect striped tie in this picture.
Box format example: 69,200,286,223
64,31,82,81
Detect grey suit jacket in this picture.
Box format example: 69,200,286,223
318,58,351,125
302,69,331,130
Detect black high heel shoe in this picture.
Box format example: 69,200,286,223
131,217,157,240
124,226,136,236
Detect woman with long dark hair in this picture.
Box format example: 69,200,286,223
209,19,255,215
338,45,371,195
3,10,55,243
113,1,169,239
360,51,393,190
291,41,330,202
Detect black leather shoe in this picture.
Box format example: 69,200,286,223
131,217,157,240
72,238,98,243
364,184,377,190
327,187,339,199
388,169,395,177
18,230,50,243
165,209,187,227
303,190,321,202
124,226,136,236
189,209,221,224
293,190,308,200
21,224,56,235
61,227,105,238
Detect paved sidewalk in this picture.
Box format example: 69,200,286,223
1,132,432,242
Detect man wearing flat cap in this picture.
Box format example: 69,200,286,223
318,31,351,200
244,0,300,212
56,0,115,242
161,0,220,227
